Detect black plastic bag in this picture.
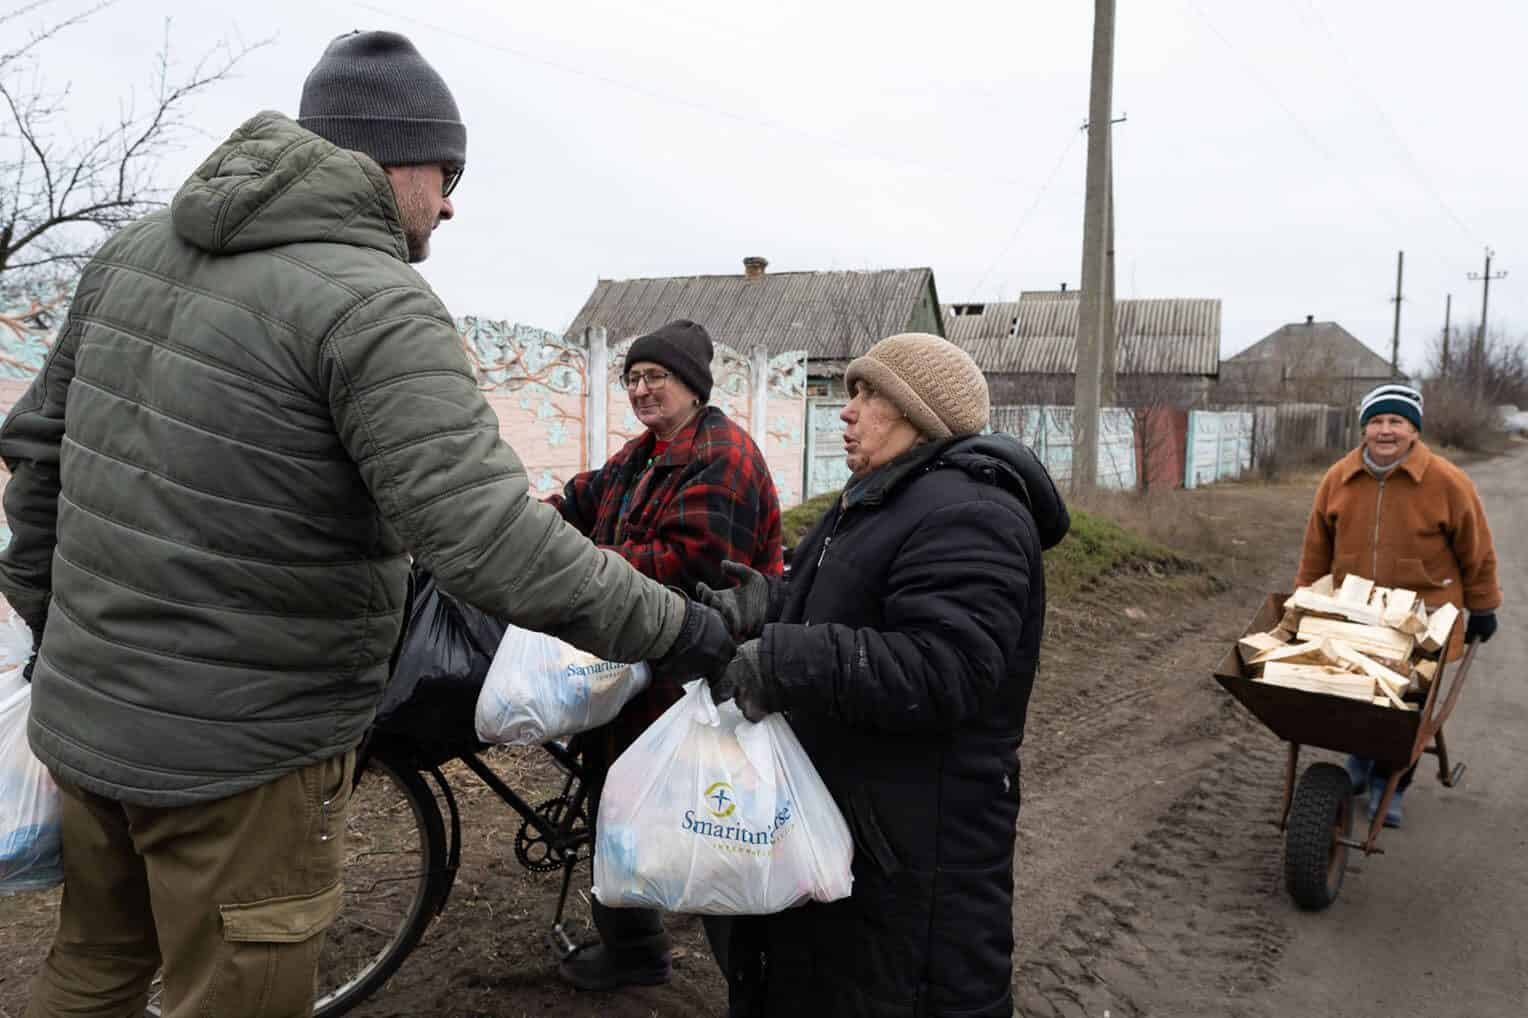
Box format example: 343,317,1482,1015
374,567,508,760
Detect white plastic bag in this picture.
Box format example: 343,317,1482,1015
592,680,853,915
474,624,651,746
0,616,62,895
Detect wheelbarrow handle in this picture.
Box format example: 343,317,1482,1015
1425,641,1480,731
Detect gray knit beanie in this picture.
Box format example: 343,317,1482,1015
298,31,466,168
844,333,990,439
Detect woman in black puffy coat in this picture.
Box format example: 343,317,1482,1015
702,333,1069,1018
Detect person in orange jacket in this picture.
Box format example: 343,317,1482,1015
1295,382,1502,827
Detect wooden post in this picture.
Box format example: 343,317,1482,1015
1073,0,1116,491
585,326,609,469
749,344,770,456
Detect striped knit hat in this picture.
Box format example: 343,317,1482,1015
1359,382,1423,431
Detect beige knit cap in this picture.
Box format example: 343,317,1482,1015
844,333,990,439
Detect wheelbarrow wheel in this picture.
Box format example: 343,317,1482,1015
1284,762,1353,911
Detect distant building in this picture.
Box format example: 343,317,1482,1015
1216,316,1399,406
942,290,1222,406
566,257,944,395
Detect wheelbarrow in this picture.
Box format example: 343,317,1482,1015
1212,593,1479,911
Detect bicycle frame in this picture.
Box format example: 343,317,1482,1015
367,735,596,958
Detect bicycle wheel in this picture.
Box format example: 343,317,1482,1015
145,750,448,1018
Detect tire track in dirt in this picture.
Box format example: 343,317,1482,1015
1017,712,1292,1018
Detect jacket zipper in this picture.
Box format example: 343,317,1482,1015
817,509,848,568
1371,476,1385,579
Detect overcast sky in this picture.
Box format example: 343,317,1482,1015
21,0,1528,373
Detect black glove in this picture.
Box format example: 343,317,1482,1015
651,596,735,683
707,639,780,723
20,616,44,683
1465,610,1497,644
695,561,780,642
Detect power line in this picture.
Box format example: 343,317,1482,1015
970,129,1082,296
1179,0,1345,165
354,1,1033,187
1293,0,1479,244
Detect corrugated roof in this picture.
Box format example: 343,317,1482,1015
1225,320,1394,379
566,267,937,360
940,291,1221,376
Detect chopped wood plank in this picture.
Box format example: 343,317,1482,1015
1382,588,1418,629
1414,658,1439,685
1397,602,1429,636
1239,632,1288,663
1289,589,1385,627
1338,574,1375,605
1259,662,1376,702
1251,639,1338,668
1297,617,1414,665
1421,602,1460,653
1325,639,1411,702
1309,574,1336,597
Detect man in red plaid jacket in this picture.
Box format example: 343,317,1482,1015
546,319,783,991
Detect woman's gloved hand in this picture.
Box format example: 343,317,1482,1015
696,561,779,641
706,639,780,722
1465,610,1497,644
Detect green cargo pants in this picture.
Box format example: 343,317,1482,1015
26,751,354,1018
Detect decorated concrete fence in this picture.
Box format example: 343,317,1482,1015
0,297,810,562
460,318,807,505
1183,409,1255,488
987,404,1141,491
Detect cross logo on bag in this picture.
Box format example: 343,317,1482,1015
704,781,737,818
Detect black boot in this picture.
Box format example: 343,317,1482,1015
558,931,672,991
557,901,671,991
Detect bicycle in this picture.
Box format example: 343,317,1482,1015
143,729,595,1018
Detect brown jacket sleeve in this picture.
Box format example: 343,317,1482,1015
1294,472,1335,589
1450,474,1502,613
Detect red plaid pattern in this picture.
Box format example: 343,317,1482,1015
548,406,783,760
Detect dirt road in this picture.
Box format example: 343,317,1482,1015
2,451,1519,1018
1017,443,1527,1018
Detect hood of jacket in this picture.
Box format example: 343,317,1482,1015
850,433,1071,550
939,433,1070,549
171,111,410,260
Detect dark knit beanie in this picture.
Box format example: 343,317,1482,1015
1359,382,1423,431
298,31,466,168
626,320,715,402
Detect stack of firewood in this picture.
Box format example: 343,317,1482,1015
1237,574,1457,709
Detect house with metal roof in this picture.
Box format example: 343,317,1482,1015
941,289,1223,406
565,257,944,394
1216,315,1400,406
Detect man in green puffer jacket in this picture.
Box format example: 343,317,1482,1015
0,31,732,1018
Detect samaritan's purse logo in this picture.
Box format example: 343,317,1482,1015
681,780,794,853
704,781,737,818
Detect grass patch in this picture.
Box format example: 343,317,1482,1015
781,490,839,547
1044,508,1190,601
781,491,1192,600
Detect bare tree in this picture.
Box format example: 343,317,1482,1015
0,1,267,284
1423,321,1528,408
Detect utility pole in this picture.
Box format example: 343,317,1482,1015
1467,247,1507,392
1099,118,1126,405
1073,0,1115,491
1389,250,1404,376
1441,294,1452,378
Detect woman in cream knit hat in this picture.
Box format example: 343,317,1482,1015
699,332,1069,1017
